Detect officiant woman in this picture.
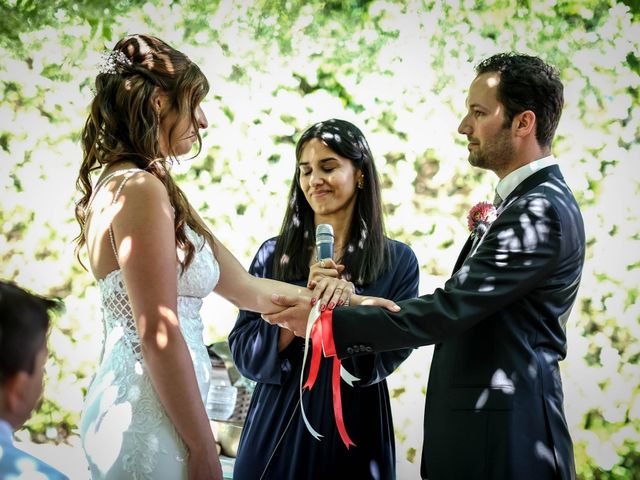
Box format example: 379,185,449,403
229,118,420,479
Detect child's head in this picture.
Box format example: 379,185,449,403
0,281,59,429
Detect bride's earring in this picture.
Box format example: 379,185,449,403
155,109,161,141
357,176,364,189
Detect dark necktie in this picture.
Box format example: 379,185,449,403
493,191,503,207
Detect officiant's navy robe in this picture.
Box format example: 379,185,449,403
229,237,419,480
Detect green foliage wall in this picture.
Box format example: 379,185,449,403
1,0,638,478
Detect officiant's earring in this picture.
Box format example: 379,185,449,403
357,176,364,189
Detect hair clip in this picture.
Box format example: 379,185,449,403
98,50,132,75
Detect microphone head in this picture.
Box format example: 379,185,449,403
315,224,334,261
315,223,334,239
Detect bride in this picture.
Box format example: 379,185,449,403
75,35,394,480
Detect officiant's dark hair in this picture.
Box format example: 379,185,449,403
272,119,391,286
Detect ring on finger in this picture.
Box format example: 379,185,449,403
319,260,326,268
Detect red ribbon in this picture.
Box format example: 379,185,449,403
331,351,355,448
305,308,356,449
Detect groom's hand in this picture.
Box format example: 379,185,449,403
262,293,312,337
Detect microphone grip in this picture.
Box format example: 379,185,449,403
316,240,333,262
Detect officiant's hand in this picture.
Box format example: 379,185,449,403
308,258,345,287
308,258,354,310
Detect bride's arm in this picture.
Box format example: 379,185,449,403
113,174,221,479
210,232,310,314
189,208,344,314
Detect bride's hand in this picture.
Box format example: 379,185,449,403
188,444,223,480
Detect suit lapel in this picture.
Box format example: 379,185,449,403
452,235,474,274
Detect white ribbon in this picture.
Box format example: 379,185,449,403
299,303,323,440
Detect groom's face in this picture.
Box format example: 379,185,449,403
458,72,515,177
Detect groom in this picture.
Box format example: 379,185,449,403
264,52,585,480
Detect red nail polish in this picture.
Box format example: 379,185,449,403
310,298,317,305
328,302,335,310
320,304,326,311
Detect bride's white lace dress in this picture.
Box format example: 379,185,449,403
80,214,219,479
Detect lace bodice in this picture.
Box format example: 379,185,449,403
96,225,219,396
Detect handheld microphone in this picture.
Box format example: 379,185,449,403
315,224,334,261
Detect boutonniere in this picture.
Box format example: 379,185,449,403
467,201,497,238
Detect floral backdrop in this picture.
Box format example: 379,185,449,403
0,0,638,478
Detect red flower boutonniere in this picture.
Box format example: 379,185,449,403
467,201,497,237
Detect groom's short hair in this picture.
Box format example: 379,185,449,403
0,281,59,383
476,52,564,148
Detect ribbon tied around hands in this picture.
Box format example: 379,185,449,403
299,303,359,449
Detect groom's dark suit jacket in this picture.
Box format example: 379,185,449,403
332,165,584,480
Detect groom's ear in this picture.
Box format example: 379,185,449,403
513,110,536,138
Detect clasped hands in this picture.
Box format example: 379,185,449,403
262,259,400,337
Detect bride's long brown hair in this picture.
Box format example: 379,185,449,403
74,34,214,269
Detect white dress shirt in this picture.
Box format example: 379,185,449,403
496,155,558,203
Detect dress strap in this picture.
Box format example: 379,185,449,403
106,169,144,264
85,168,143,213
